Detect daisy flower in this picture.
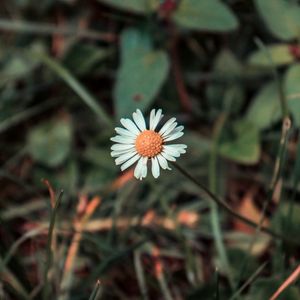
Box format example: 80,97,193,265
110,109,187,180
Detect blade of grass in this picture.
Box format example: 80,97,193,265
0,226,46,272
0,264,31,300
85,240,146,287
88,280,103,300
285,131,300,236
230,260,268,300
152,247,174,300
0,99,58,134
215,268,220,300
0,257,31,300
0,170,42,196
157,271,174,300
0,19,116,42
209,113,235,291
43,190,63,300
0,200,46,221
234,39,291,293
134,249,150,300
157,192,197,286
34,52,112,127
59,196,101,300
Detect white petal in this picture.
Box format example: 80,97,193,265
159,117,176,135
115,127,137,137
140,157,148,180
161,151,176,162
132,109,146,131
166,144,187,150
173,125,184,133
164,125,184,139
120,154,140,171
115,151,137,165
111,148,134,157
134,157,144,179
120,118,140,135
149,109,156,130
150,109,163,130
142,164,148,178
134,157,148,180
151,157,160,178
163,145,185,157
110,135,135,144
164,131,184,142
162,122,177,137
111,143,135,151
157,154,171,170
140,163,148,180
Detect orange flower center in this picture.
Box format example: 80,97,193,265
135,130,163,158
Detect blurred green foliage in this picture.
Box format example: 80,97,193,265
1,0,300,299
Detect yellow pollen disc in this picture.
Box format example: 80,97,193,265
135,130,163,158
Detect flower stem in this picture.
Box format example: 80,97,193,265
172,162,299,246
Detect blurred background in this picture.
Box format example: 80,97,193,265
1,0,300,299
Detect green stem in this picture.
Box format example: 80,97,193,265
270,117,291,190
0,19,115,42
172,163,300,246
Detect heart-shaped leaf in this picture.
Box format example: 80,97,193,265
219,120,260,164
248,44,296,67
97,0,159,14
114,29,169,118
285,64,300,126
172,0,238,32
255,0,300,40
27,118,72,167
246,82,281,130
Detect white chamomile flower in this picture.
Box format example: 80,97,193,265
110,109,187,180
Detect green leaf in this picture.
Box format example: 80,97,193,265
285,64,300,126
219,120,260,164
248,44,295,67
27,118,72,167
114,29,169,118
97,0,159,14
83,168,113,193
246,278,300,300
0,55,38,84
172,0,238,32
214,50,242,77
216,248,258,280
271,203,300,240
246,81,281,130
120,28,152,62
255,0,300,40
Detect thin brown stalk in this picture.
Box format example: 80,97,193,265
59,196,101,300
270,265,300,300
